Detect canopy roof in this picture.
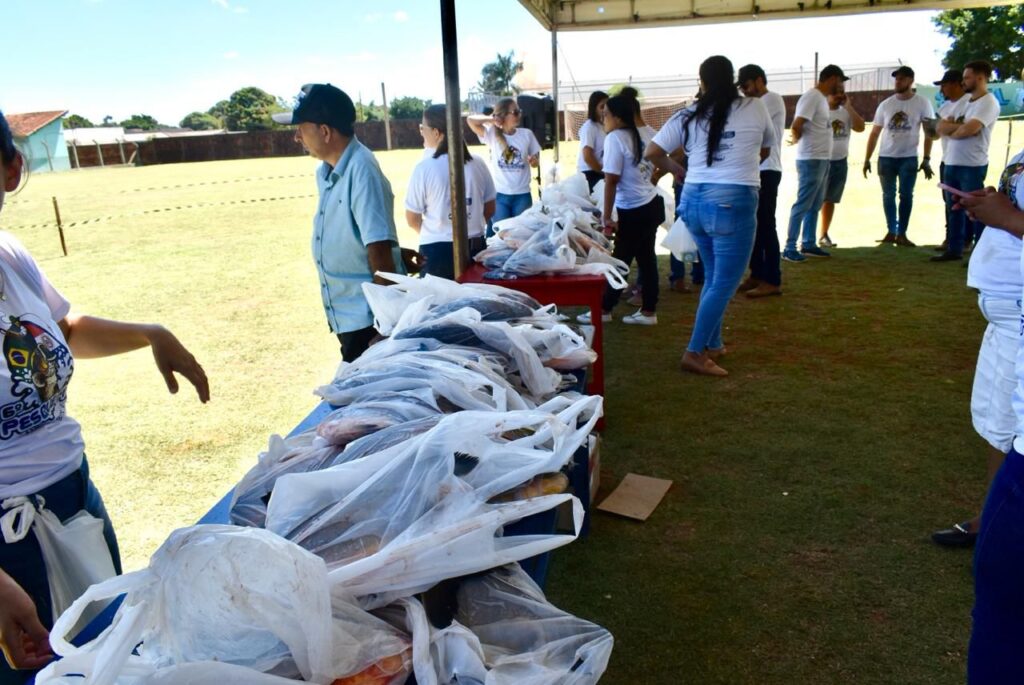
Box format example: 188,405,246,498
518,0,1006,29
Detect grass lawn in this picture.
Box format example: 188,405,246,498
4,122,1021,683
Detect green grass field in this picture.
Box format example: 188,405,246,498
4,123,1022,683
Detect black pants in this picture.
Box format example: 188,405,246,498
337,325,377,362
602,196,665,313
583,170,604,193
749,170,782,287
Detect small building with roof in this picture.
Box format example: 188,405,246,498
6,110,70,173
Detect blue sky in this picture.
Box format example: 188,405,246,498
2,0,952,125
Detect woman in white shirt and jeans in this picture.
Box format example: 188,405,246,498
647,56,775,376
406,104,496,279
0,111,209,681
467,98,541,227
578,91,608,192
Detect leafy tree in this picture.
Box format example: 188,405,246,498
223,87,288,131
933,7,1024,81
180,112,222,130
477,51,524,96
63,114,94,129
356,100,388,122
388,96,432,120
120,114,160,130
208,100,230,121
608,83,644,98
101,115,117,127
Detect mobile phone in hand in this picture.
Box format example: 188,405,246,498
937,182,972,199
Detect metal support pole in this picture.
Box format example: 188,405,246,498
440,0,470,279
813,52,819,83
52,197,68,256
381,82,393,151
95,140,105,167
70,142,80,169
551,23,560,162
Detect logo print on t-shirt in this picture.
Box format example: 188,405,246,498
832,119,848,139
0,315,73,438
498,144,524,171
999,161,1024,211
887,111,911,131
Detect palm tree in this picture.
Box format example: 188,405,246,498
477,51,524,96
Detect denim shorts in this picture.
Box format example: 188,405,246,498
824,158,849,204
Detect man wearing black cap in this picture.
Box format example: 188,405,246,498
933,60,1001,262
933,69,966,251
273,83,404,362
737,64,785,297
863,66,936,248
783,64,847,263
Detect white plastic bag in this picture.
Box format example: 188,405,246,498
662,216,700,262
38,526,411,685
1,495,116,624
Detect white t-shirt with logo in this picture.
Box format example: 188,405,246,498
938,95,965,159
873,94,935,159
405,152,496,243
576,119,606,173
483,126,541,195
760,91,786,173
829,106,853,161
0,232,84,499
602,128,657,210
794,88,832,161
945,92,1001,167
653,97,774,187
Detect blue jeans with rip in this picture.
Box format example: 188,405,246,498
786,159,829,251
878,156,918,236
968,446,1024,683
680,183,759,353
946,163,989,256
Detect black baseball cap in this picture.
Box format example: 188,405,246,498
933,69,963,85
891,66,915,79
737,64,767,85
272,83,356,135
819,64,849,82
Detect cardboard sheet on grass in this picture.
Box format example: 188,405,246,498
597,474,672,521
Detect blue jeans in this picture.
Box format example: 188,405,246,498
946,164,989,256
786,159,829,251
419,241,456,280
0,457,120,684
968,446,1024,683
680,183,758,353
492,192,533,224
878,156,918,236
669,182,704,285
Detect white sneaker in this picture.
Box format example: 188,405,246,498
819,235,837,248
622,310,657,326
577,311,612,325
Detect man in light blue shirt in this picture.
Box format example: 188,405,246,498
274,83,405,361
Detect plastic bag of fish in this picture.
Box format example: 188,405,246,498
264,395,602,606
37,525,413,685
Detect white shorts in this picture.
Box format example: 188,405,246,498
971,295,1021,453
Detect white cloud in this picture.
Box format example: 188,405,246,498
393,10,409,22
211,0,248,14
364,12,382,22
224,51,239,60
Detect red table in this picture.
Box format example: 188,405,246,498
459,263,606,402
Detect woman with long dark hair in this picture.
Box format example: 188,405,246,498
578,90,608,192
467,98,540,224
407,104,496,279
646,56,775,376
578,95,663,326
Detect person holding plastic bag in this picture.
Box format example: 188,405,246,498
0,110,209,682
467,99,541,225
646,56,774,376
577,95,664,326
406,105,496,279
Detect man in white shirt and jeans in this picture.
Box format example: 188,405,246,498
933,69,966,252
784,64,847,263
738,64,786,297
933,60,1002,262
863,66,936,248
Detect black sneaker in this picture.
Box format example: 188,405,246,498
932,521,977,548
930,251,963,262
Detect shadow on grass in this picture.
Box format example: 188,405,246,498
548,246,981,684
